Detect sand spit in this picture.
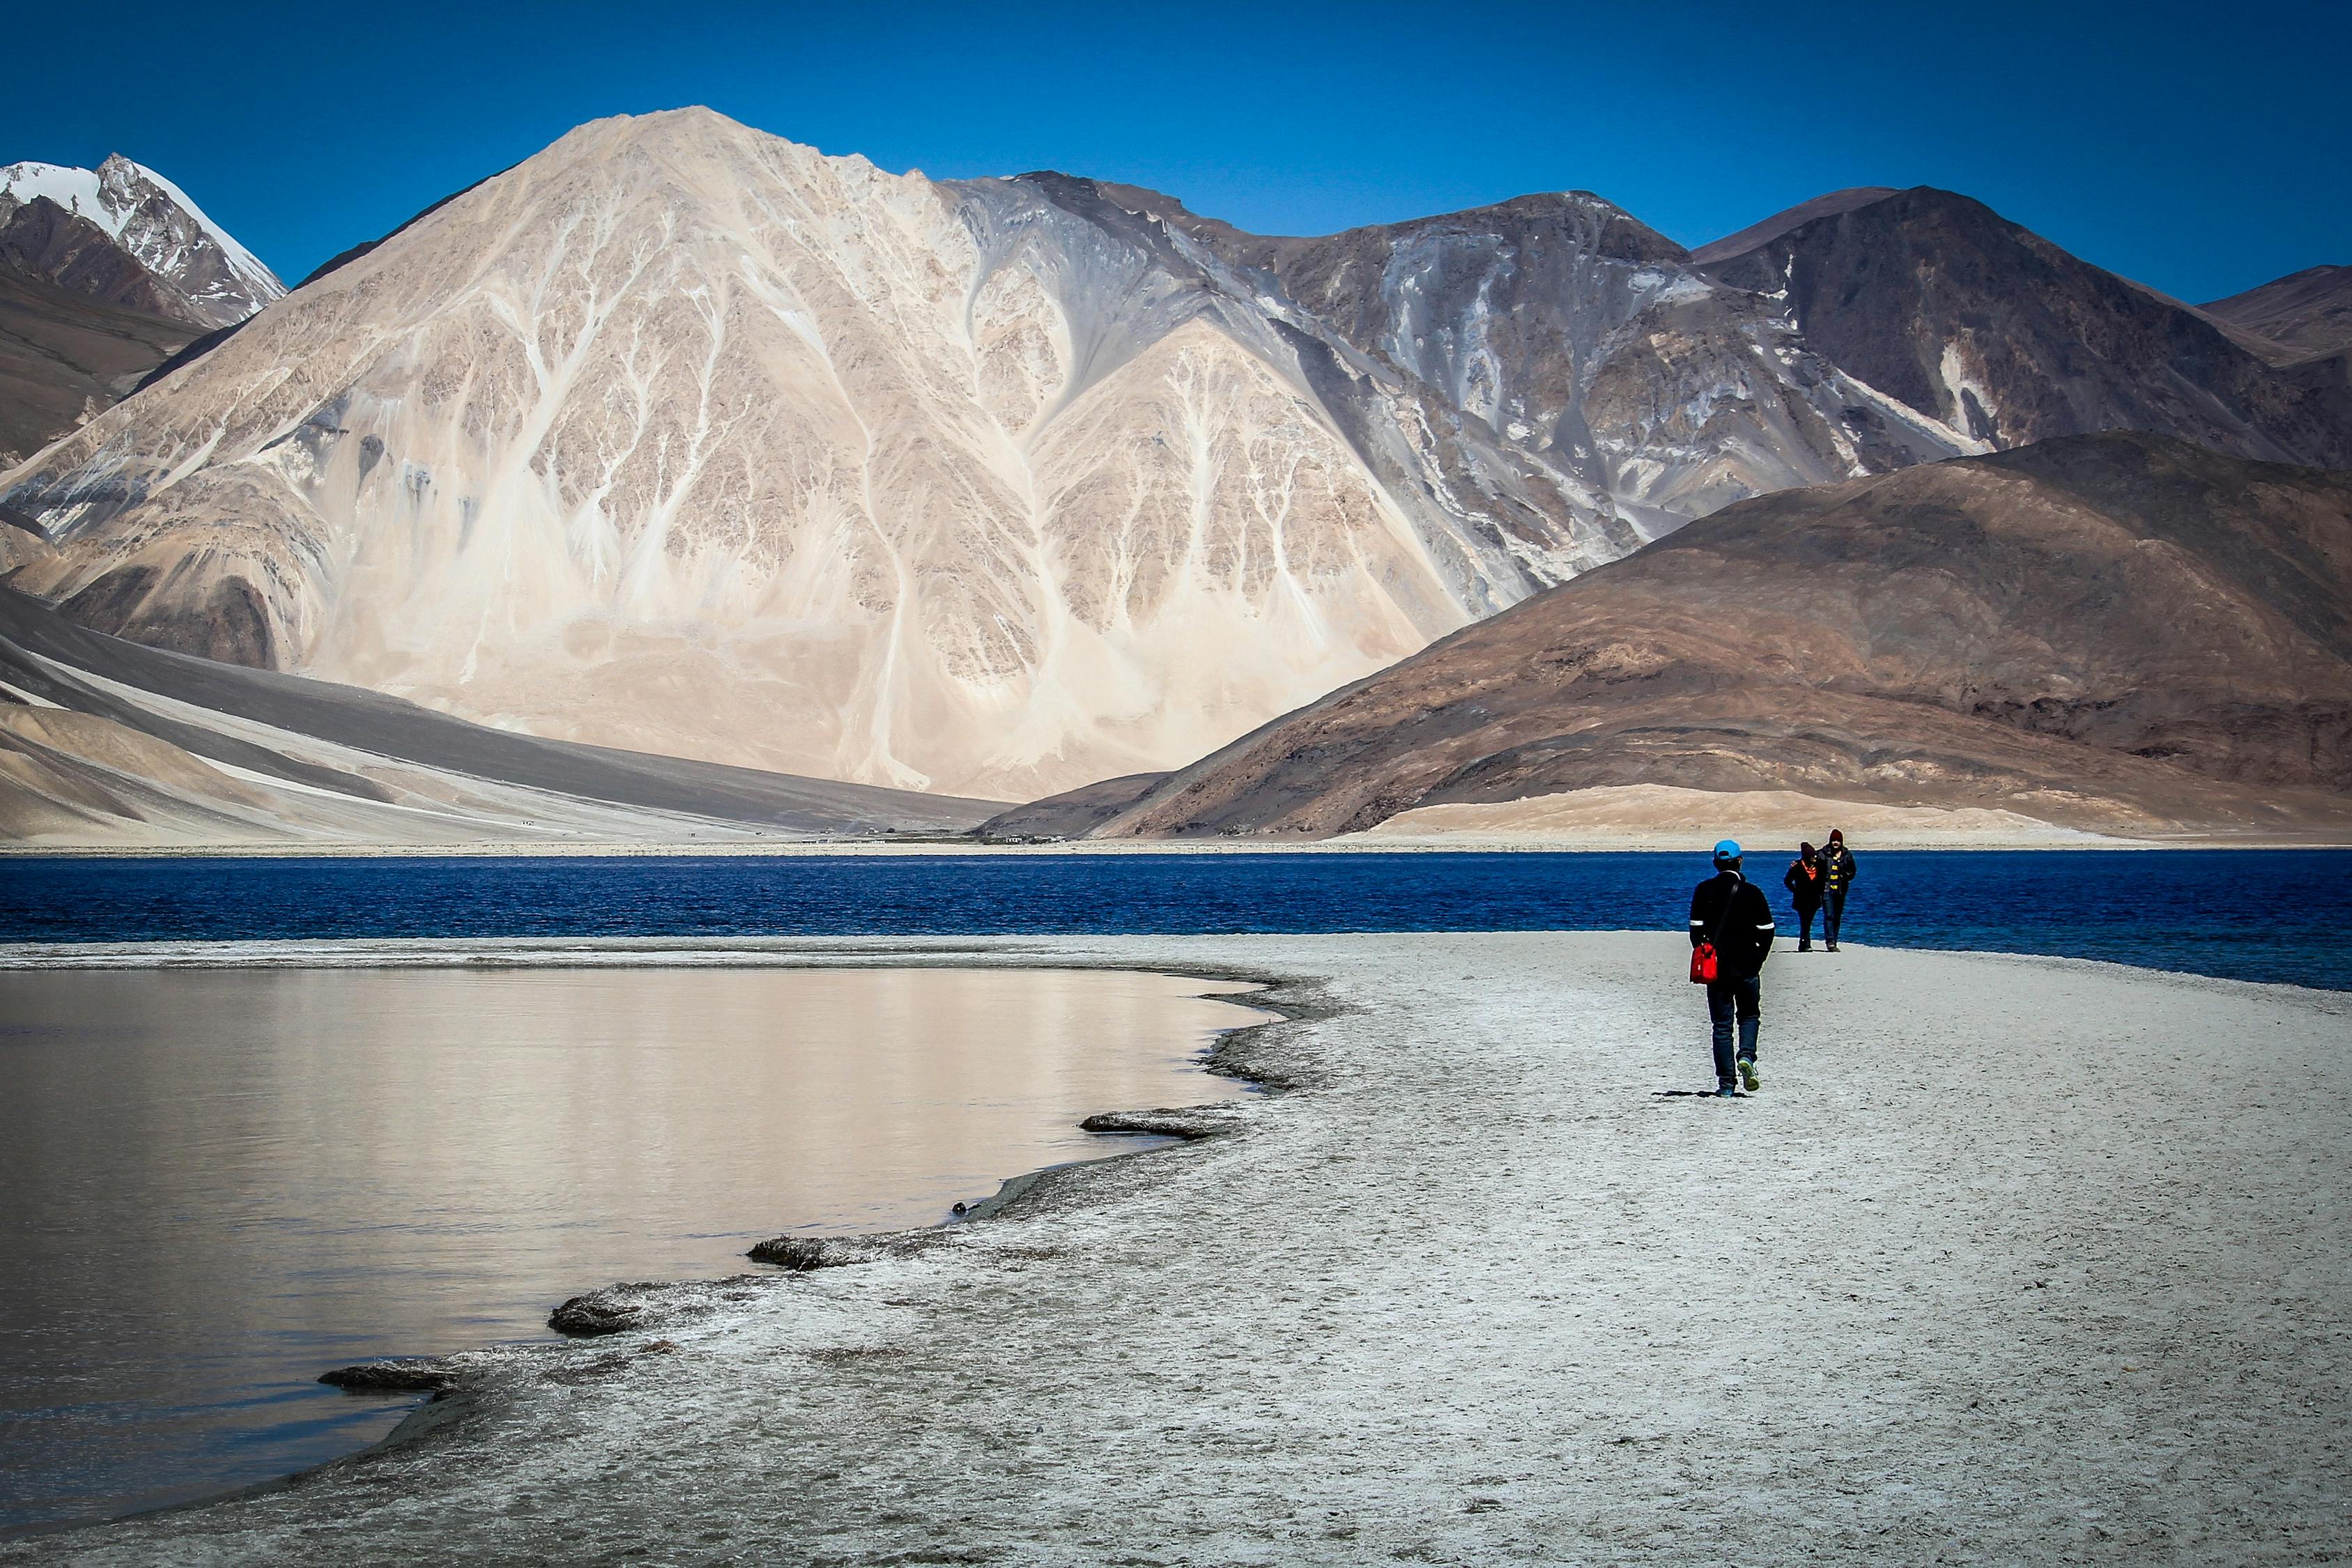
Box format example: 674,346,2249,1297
7,933,2346,1564
1350,784,2153,851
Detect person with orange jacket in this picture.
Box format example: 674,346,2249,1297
1783,841,1826,951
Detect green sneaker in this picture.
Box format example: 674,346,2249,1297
1738,1057,1760,1093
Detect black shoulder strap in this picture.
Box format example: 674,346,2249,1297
1704,875,1741,944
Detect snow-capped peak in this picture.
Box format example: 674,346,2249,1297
1,155,285,328
98,155,284,309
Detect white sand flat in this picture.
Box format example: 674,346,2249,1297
17,932,2346,1563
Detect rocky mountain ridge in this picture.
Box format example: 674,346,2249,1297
1691,187,2351,468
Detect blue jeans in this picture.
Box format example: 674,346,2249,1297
1706,977,1760,1084
1823,890,1847,946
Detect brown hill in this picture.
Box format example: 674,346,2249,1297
1075,433,2352,840
0,263,194,468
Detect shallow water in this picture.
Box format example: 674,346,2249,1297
2,849,2346,987
0,965,1263,1533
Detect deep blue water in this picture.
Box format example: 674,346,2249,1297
1,850,2346,989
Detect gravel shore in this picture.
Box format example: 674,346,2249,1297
13,933,2348,1565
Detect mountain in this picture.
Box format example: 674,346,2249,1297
2201,264,2352,365
0,156,282,466
1060,433,2352,842
1692,187,2352,468
1,119,2343,810
0,109,1969,802
0,581,998,846
0,156,284,329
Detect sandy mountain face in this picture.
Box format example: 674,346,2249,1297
0,155,284,330
1693,187,2352,468
2201,264,2352,366
0,111,1975,801
1068,433,2352,841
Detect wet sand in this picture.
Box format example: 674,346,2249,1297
7,933,2346,1564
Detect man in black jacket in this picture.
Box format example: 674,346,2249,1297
1690,839,1776,1096
1820,829,1859,952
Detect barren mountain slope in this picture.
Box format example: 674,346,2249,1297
1696,188,2352,468
1084,433,2352,840
2201,263,2352,364
1684,186,1899,268
1121,180,1962,533
0,115,1475,797
0,111,1969,800
0,266,195,468
0,585,998,845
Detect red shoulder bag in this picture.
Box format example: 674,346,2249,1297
1689,880,1730,983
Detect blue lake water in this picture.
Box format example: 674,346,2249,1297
1,849,2346,988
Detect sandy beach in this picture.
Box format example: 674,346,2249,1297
7,932,2347,1565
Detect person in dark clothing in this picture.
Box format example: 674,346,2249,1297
1689,839,1776,1096
1783,841,1824,951
1819,829,1859,951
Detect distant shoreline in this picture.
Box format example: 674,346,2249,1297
3,833,2348,859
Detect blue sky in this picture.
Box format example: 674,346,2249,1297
6,0,2345,302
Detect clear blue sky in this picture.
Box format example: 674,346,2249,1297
7,0,2345,302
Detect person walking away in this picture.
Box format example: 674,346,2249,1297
1783,841,1824,951
1820,829,1858,951
1689,840,1776,1096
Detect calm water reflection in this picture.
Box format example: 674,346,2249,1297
0,964,1264,1532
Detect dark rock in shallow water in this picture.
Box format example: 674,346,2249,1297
746,1234,876,1270
318,1358,458,1392
1079,1107,1243,1142
548,1278,757,1336
549,1284,666,1337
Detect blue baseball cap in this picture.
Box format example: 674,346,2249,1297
1712,839,1743,863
